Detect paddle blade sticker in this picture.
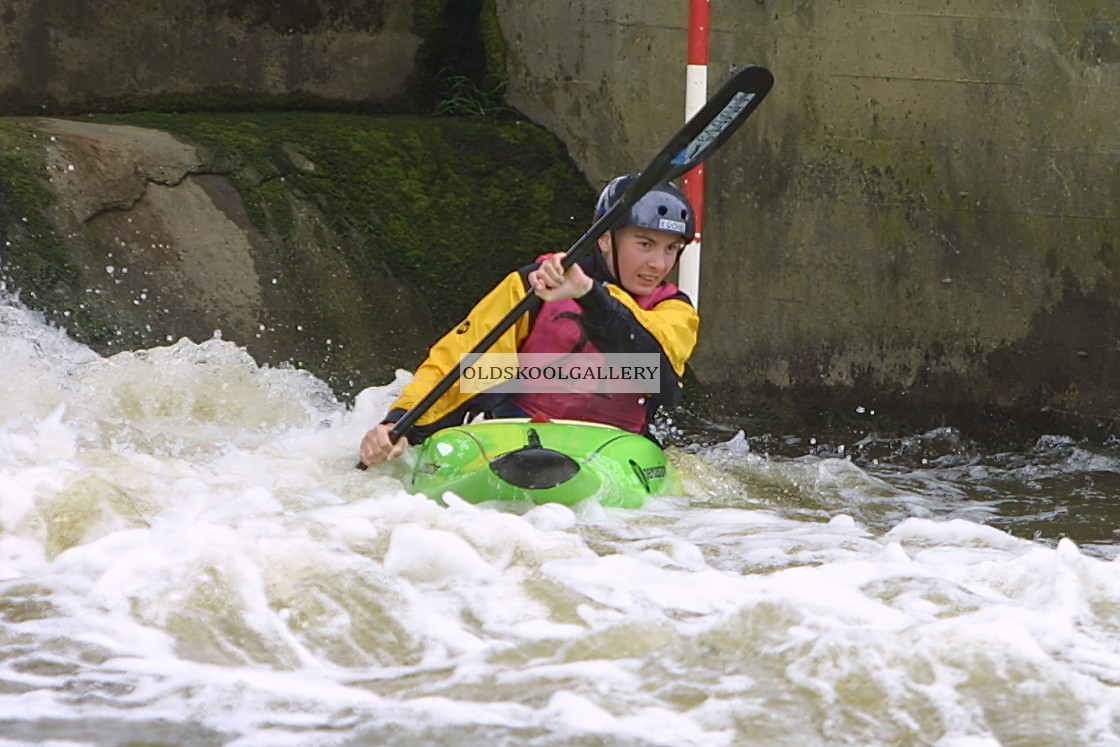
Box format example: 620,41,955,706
671,91,757,169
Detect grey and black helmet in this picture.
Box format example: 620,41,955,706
595,173,696,242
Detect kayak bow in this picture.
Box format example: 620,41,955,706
407,419,678,508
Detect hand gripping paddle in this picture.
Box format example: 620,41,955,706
358,65,774,468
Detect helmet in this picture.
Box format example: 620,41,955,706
595,173,696,242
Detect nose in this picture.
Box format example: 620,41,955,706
647,247,670,272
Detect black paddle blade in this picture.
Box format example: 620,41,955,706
631,65,770,200
666,65,773,181
562,65,774,273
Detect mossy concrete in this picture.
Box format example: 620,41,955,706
498,0,1120,445
0,114,594,399
0,0,479,115
3,0,1119,446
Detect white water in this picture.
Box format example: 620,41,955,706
2,296,1120,746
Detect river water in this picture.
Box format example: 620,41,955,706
2,294,1119,746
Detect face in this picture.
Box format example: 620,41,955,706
598,225,688,296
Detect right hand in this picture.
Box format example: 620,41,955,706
529,252,593,302
359,423,408,466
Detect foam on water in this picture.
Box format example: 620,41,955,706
2,296,1120,746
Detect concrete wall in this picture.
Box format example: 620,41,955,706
0,0,420,111
498,0,1120,438
2,0,1119,439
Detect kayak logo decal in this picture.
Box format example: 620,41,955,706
629,460,666,493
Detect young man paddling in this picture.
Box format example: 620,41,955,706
359,174,700,466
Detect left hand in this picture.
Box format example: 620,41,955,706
359,423,408,466
529,252,593,302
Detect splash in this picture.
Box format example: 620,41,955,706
2,295,1120,746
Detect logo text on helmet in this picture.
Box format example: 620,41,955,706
658,218,686,234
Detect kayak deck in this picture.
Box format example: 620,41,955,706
407,418,677,508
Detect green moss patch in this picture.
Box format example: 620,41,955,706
82,112,592,329
1,112,594,399
0,121,84,312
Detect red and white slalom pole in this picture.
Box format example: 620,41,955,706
680,0,709,308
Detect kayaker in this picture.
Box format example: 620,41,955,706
359,174,699,466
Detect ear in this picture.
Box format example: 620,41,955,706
597,232,612,254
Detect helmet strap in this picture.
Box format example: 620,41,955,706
609,229,624,292
673,240,687,270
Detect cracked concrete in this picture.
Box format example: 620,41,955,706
36,119,202,222
35,118,263,337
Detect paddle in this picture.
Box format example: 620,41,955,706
358,64,774,468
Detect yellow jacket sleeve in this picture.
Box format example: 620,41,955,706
388,271,533,427
604,287,700,376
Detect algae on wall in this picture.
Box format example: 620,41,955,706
0,0,596,402
0,121,88,318
494,0,1120,443
688,1,1120,441
98,112,592,330
0,113,595,399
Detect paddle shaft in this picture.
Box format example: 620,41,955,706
388,200,626,442
358,65,774,467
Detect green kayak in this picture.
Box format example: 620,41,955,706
407,418,678,508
